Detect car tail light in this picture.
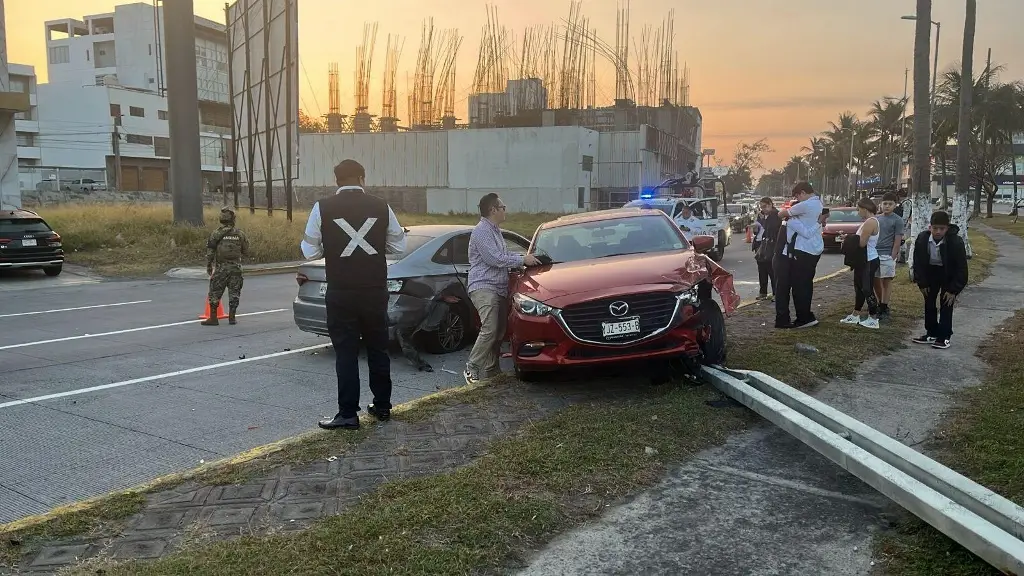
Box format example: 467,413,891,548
0,238,10,245
296,273,308,286
49,232,61,241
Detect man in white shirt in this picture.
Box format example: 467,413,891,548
674,204,704,242
774,182,824,329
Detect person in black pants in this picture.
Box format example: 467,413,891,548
300,160,407,430
751,197,781,301
774,182,826,329
910,211,968,350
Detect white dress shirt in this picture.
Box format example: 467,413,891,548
781,195,824,256
300,186,406,259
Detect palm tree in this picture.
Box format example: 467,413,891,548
823,112,861,199
908,0,934,267
868,97,908,184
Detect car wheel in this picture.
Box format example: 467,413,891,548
44,264,63,277
699,299,727,366
708,237,725,262
422,304,469,354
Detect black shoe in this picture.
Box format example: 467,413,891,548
931,339,951,350
228,308,237,325
775,321,793,329
912,334,935,345
792,319,819,329
367,404,391,421
318,414,360,430
200,317,219,326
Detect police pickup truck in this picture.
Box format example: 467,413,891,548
623,177,732,261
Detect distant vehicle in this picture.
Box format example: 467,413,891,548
509,208,739,380
724,203,755,232
0,208,65,276
820,206,862,252
292,225,532,354
62,179,104,192
622,177,732,261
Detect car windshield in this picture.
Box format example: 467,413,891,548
388,234,432,260
0,218,52,236
827,209,861,223
532,215,687,264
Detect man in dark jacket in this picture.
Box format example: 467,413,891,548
910,211,967,350
751,197,781,300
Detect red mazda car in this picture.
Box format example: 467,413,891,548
508,208,741,380
821,206,863,252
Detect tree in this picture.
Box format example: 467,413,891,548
868,97,908,187
951,0,976,256
754,170,786,197
783,155,809,186
719,139,774,197
299,110,328,133
908,0,934,272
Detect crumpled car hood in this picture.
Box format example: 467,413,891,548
515,251,741,315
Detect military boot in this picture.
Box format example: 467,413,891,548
228,306,237,325
200,301,220,326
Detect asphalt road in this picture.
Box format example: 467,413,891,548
0,246,844,525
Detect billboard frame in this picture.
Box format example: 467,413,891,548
226,0,297,220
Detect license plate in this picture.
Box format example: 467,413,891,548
22,239,36,247
318,282,327,296
836,234,846,243
602,316,640,338
696,231,716,236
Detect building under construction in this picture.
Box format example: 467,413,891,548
295,3,702,213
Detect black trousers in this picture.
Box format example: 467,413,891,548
924,266,955,340
325,288,392,418
774,250,820,324
757,258,775,295
854,258,880,314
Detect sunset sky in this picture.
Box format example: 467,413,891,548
7,0,1024,169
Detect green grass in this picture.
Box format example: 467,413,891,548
37,204,558,276
984,213,1024,241
873,310,1024,576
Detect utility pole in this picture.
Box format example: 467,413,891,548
112,120,123,192
899,68,908,184
164,0,205,225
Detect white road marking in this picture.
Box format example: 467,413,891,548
0,343,332,410
0,309,288,351
0,300,152,319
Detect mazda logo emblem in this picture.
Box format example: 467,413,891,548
609,301,629,317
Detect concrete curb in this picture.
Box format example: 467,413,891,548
3,270,848,534
164,262,303,280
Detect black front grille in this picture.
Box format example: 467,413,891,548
560,292,678,342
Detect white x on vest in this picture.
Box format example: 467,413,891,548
333,217,378,257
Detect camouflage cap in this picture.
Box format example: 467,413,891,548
219,206,236,224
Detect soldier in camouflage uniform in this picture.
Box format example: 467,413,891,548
201,207,249,326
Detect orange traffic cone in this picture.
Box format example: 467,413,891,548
745,226,753,243
199,300,229,320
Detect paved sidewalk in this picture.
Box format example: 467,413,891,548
519,225,1024,576
2,379,640,574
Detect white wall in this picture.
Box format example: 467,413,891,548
112,4,160,91
298,131,448,188
596,131,640,189
1,0,20,207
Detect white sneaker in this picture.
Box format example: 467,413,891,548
840,314,861,324
859,317,880,329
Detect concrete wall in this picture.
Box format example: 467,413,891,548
0,0,21,208
298,131,448,188
36,84,110,168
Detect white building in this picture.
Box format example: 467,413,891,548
8,64,41,192
34,2,231,193
1,0,31,208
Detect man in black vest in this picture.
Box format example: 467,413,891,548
300,160,407,430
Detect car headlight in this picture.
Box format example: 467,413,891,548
513,293,557,316
386,279,404,293
677,287,700,305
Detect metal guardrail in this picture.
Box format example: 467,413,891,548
700,365,1024,574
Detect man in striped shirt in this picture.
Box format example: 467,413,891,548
465,193,541,383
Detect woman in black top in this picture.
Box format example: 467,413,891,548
751,197,781,300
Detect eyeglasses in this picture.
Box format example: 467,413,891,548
495,204,507,211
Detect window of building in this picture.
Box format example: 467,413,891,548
154,137,170,157
158,110,168,120
148,44,153,56
109,103,122,126
48,45,70,65
86,50,91,62
126,134,154,146
16,133,35,147
10,77,28,93
129,106,145,118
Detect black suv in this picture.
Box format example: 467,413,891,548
0,209,65,276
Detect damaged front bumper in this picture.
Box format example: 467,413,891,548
292,293,451,339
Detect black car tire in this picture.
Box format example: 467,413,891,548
708,232,725,262
422,303,470,354
699,298,727,366
44,264,63,277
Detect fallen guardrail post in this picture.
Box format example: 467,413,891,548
701,365,1024,574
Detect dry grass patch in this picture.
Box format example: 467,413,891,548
37,203,557,276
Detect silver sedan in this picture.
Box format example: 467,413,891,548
293,224,533,354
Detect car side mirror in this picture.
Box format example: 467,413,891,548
691,236,714,254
